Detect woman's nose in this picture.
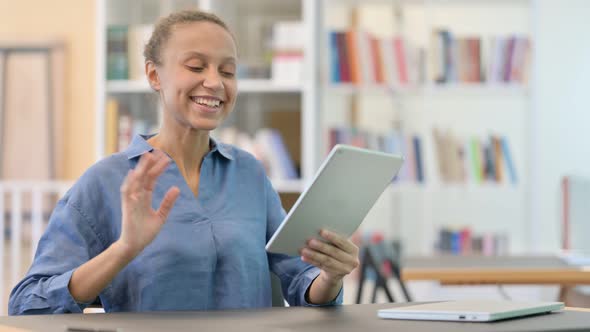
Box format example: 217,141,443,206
202,69,223,90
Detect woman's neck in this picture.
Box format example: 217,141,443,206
147,127,210,177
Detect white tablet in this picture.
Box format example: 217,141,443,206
377,300,564,322
265,144,404,256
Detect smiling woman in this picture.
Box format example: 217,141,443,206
8,9,358,315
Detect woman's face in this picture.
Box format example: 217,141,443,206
149,21,238,132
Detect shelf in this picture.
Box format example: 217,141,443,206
271,179,306,193
238,79,302,93
421,84,529,97
390,182,520,193
324,83,528,96
107,80,152,93
106,79,303,94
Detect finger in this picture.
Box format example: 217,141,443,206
145,152,171,191
301,248,349,274
135,152,156,177
121,169,143,200
307,238,353,265
156,186,180,222
319,229,358,254
129,153,156,192
120,169,133,194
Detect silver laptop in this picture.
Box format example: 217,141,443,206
378,300,564,322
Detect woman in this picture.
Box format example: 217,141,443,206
9,10,359,314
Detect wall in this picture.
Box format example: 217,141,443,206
0,0,96,180
530,0,590,252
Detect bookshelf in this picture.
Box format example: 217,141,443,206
96,0,535,254
95,0,316,200
318,0,532,255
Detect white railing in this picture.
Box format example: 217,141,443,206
0,180,72,315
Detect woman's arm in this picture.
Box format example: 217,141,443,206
68,240,136,303
68,150,179,303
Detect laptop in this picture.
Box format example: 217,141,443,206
266,144,404,256
377,300,564,322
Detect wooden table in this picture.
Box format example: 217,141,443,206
401,255,590,304
402,255,590,286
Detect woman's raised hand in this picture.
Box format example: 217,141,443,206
118,150,180,257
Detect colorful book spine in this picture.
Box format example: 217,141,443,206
501,136,517,184
328,31,341,83
107,25,129,80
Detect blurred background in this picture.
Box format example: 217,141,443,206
1,0,590,314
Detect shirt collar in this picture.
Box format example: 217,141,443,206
124,134,234,161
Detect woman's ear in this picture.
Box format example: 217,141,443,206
146,61,160,91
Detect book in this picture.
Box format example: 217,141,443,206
107,25,129,80
255,128,298,180
501,136,517,184
105,99,119,155
328,31,341,83
412,136,424,183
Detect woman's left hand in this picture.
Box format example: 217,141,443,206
301,229,360,283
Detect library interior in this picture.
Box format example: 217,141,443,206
0,0,590,331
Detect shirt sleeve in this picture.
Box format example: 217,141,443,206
264,177,343,307
8,197,105,315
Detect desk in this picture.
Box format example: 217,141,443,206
0,303,589,332
402,255,590,285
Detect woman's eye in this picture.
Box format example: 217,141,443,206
221,71,235,78
188,66,204,72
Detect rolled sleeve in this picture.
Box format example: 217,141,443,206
9,197,105,315
300,270,344,307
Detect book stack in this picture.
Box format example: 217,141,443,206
430,30,530,85
104,98,158,154
327,29,425,87
327,127,424,183
432,128,517,184
215,127,299,181
437,226,510,256
271,21,304,84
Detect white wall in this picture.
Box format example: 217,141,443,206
530,0,590,252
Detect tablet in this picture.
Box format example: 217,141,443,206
377,300,564,322
265,144,404,256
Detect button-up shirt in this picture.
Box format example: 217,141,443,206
9,134,343,314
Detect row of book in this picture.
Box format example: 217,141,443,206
327,127,425,183
430,30,530,84
105,99,158,154
436,227,510,256
215,127,299,180
107,25,153,80
432,129,517,184
327,30,424,86
106,105,301,182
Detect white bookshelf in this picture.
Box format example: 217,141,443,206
318,0,533,255
96,0,536,253
96,0,317,194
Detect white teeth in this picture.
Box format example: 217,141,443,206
194,97,221,107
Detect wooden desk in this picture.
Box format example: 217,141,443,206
402,255,590,286
0,303,589,332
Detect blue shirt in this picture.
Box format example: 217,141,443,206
9,134,343,314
